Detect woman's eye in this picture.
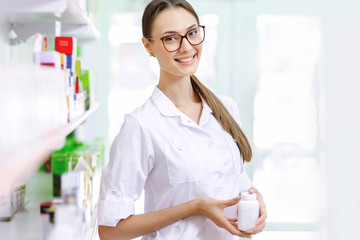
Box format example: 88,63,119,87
188,29,198,36
164,36,177,42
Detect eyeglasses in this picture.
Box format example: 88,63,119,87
148,25,205,52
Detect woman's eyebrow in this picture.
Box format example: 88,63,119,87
161,24,198,36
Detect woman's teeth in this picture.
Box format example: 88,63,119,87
177,55,194,62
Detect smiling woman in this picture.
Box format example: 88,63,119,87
142,7,204,79
98,1,266,239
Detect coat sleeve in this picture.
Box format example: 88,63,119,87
98,114,154,227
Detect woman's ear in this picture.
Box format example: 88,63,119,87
142,37,154,56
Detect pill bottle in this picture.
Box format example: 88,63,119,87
237,192,259,232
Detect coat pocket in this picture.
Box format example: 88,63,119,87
164,134,205,184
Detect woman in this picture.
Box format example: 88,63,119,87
98,0,267,239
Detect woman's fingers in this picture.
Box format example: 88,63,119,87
222,220,252,238
247,221,266,234
223,217,254,238
226,217,238,223
248,187,263,202
248,186,257,194
222,196,241,207
229,221,238,229
256,202,267,224
248,186,267,226
256,192,267,225
226,217,238,229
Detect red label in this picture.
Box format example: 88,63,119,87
55,37,74,55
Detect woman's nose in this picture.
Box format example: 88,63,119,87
178,37,193,52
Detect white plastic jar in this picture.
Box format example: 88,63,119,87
237,192,260,232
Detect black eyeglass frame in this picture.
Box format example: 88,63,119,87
147,25,206,52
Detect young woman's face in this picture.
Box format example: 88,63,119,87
147,7,203,78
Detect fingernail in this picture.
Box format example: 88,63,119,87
247,230,253,233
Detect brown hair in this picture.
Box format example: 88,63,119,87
142,0,199,39
142,0,252,162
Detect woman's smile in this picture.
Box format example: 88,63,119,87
175,54,196,65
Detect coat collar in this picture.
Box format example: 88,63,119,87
150,86,213,123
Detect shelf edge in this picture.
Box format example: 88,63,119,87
0,103,100,196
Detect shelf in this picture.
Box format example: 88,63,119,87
0,103,99,196
0,172,100,240
0,173,53,240
0,0,100,42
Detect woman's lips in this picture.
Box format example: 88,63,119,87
175,54,196,65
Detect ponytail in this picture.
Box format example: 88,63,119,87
190,75,252,162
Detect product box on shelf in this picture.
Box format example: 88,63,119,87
61,170,92,224
0,183,26,221
39,51,61,68
38,135,104,239
64,69,75,122
66,54,76,73
55,37,77,56
61,171,86,208
40,199,63,240
51,151,81,197
45,205,86,239
80,69,95,110
75,138,105,167
73,59,87,117
40,189,91,239
50,135,105,197
55,37,77,76
74,92,86,117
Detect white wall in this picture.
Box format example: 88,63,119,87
320,16,360,240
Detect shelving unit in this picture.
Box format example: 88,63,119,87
0,103,99,194
0,1,101,239
0,172,100,240
0,0,100,43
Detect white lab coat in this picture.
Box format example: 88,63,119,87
98,86,252,240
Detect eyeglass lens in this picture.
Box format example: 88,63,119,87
162,26,204,52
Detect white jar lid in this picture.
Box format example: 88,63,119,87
241,192,257,201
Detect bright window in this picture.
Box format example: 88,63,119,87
252,15,322,231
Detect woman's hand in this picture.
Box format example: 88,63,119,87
197,196,252,238
246,187,267,234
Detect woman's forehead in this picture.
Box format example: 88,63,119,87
151,7,198,36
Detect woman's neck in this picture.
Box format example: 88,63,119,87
157,72,201,108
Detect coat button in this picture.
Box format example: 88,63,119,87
208,141,213,148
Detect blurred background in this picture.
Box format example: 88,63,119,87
1,0,360,239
